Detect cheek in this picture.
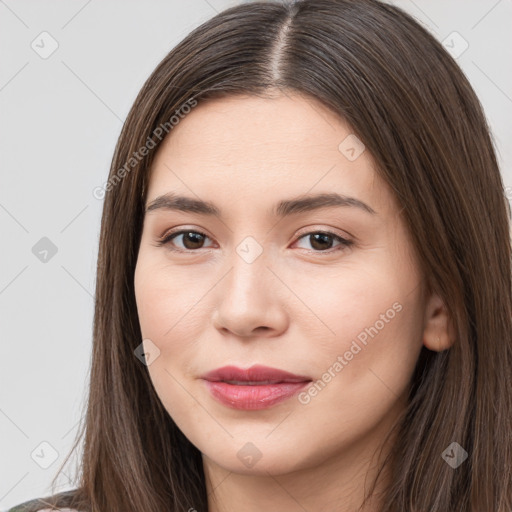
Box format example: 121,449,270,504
134,257,221,416
291,249,425,386
293,261,419,345
294,258,425,420
134,262,210,435
134,258,206,346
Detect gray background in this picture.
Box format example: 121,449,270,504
1,0,511,509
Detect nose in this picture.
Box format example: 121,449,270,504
211,251,289,339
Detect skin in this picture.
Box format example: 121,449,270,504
134,91,454,512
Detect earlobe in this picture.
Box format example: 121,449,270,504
422,293,456,352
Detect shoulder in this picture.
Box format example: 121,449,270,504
7,502,80,512
5,497,42,512
6,500,79,512
7,507,79,512
6,490,82,512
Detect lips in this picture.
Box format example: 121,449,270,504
201,364,312,410
201,364,311,384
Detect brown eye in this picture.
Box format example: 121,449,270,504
309,233,335,250
178,232,207,250
158,230,213,251
294,231,353,253
156,229,352,255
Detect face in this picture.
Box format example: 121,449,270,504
134,92,428,477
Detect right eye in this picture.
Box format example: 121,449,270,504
156,229,215,252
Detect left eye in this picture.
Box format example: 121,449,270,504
156,230,353,253
294,231,353,252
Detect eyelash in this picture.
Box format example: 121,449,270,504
155,228,354,255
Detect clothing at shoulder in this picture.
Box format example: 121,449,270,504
6,495,80,512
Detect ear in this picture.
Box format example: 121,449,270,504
422,292,456,352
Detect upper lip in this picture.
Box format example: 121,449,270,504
201,364,312,383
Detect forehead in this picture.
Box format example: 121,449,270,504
146,93,396,217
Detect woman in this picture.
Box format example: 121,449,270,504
9,0,511,511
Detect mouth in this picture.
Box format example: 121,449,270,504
201,364,312,410
221,380,296,385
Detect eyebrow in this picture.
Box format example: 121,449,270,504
145,192,377,217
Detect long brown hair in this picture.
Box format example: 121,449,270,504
16,0,511,510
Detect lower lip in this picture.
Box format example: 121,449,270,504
203,380,311,410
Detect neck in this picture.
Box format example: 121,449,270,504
203,413,399,512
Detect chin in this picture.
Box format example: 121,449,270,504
206,449,304,476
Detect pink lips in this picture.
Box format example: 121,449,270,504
201,364,312,410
